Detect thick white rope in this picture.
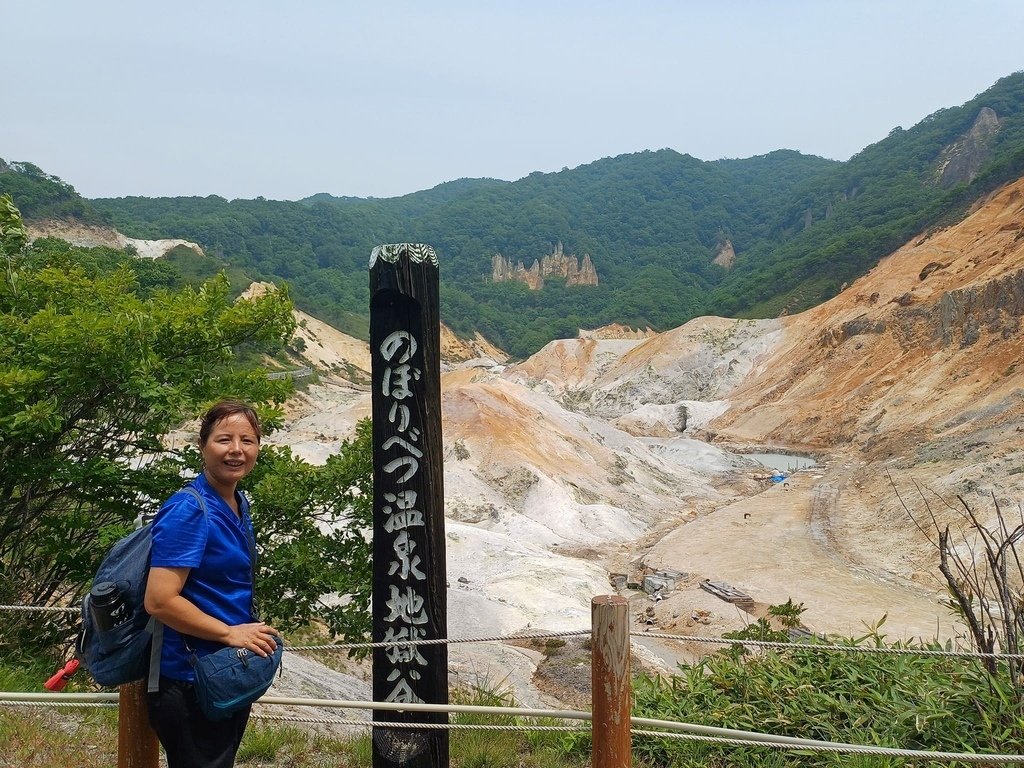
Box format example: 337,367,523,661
258,696,590,721
288,628,589,651
634,630,1024,660
1,701,116,708
5,692,1022,762
252,713,579,732
5,603,1023,661
0,604,77,613
0,693,119,704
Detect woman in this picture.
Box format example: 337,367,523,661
144,400,280,768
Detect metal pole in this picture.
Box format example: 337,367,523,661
592,595,631,768
117,680,158,768
369,243,448,768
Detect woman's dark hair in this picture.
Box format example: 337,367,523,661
199,400,262,446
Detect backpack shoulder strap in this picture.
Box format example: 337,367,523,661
182,485,206,514
146,618,163,693
174,485,260,620
147,485,208,693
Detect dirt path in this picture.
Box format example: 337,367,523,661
642,469,961,643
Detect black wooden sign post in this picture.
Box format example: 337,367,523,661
369,243,449,768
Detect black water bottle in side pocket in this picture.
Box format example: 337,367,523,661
88,581,130,632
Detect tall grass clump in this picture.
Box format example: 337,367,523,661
449,673,588,768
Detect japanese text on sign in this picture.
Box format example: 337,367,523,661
378,329,430,704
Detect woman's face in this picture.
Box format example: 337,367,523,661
200,413,260,490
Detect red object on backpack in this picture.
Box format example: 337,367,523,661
44,659,79,691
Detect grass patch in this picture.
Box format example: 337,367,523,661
448,673,588,768
0,656,589,768
0,658,55,691
0,705,119,767
238,723,310,763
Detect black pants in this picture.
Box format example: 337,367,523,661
147,677,251,768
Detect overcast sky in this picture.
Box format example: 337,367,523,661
5,1,1023,201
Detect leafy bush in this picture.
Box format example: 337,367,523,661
623,604,1024,768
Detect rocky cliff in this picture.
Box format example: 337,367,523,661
708,177,1024,465
491,241,599,289
712,239,736,269
935,106,1002,188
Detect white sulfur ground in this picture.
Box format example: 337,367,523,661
262,315,824,706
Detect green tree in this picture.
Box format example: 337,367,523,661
246,421,373,642
1,193,28,290
1,200,376,657
0,197,367,655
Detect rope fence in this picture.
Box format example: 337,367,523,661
254,713,582,732
631,630,1023,660
291,630,1024,662
4,602,1022,661
1,700,116,708
288,628,590,651
4,691,1024,763
4,600,1024,764
0,604,78,614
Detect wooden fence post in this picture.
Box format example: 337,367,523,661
369,244,449,768
118,680,158,768
592,595,631,768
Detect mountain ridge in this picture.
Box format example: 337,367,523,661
5,71,1024,356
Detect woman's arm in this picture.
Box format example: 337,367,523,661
145,566,279,656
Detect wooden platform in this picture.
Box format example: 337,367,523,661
700,579,756,612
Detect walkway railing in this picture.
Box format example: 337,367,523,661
2,597,1024,767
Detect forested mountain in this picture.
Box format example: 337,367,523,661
0,159,108,224
76,149,833,350
712,72,1024,317
4,72,1024,357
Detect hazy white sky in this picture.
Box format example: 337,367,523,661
5,1,1023,201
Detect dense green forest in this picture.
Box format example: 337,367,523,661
81,149,836,352
0,159,109,224
4,71,1024,357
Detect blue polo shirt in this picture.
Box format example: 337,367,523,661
150,473,256,682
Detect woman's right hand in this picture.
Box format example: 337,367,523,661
225,622,280,657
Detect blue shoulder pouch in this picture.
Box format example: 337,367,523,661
189,640,283,721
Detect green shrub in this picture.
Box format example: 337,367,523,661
620,605,1024,768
